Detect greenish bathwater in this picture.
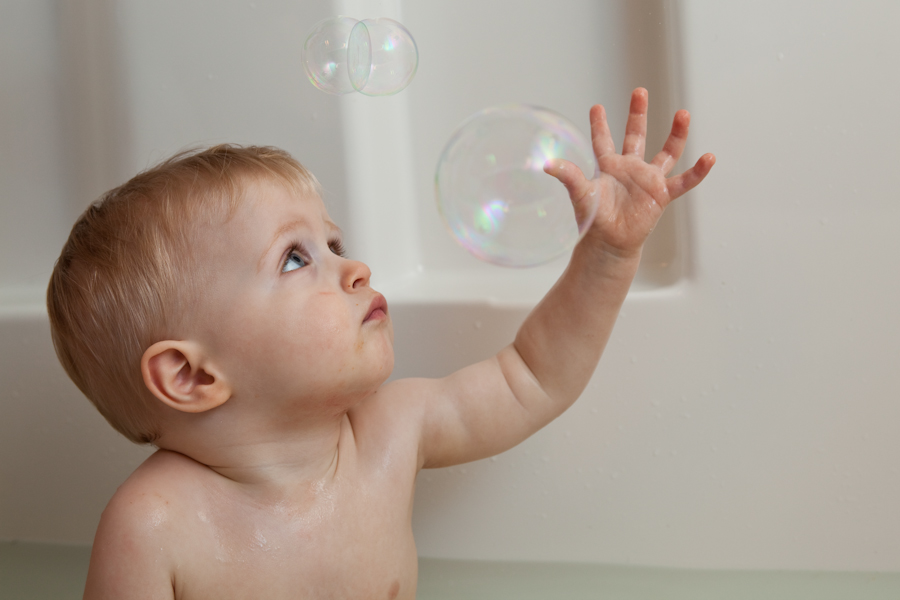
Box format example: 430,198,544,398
418,558,900,599
2,541,899,599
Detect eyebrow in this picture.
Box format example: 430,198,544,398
257,219,344,273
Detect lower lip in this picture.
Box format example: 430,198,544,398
365,308,387,322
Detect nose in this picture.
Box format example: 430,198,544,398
340,257,371,290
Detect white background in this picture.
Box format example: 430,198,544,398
1,0,898,571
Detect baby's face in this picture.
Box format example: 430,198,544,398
192,179,394,417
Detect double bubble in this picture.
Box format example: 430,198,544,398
302,16,418,96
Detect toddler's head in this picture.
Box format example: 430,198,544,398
48,145,321,444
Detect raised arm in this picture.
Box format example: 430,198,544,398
407,88,715,469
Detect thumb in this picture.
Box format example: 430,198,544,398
544,158,596,227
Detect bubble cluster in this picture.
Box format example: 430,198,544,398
302,16,418,96
435,105,598,268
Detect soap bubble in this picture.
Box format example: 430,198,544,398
435,105,597,268
302,16,418,96
348,18,418,96
302,16,358,95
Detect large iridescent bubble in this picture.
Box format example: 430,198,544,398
436,105,598,267
302,16,418,96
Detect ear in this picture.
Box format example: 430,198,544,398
141,341,231,414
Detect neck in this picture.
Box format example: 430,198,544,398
156,404,350,497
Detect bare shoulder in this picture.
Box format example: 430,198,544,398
84,450,204,599
105,449,207,520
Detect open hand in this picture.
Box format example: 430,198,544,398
545,88,715,258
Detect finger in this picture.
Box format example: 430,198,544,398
590,104,616,160
621,88,649,158
665,153,716,200
651,109,690,175
544,159,596,225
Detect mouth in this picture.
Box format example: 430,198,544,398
363,293,388,323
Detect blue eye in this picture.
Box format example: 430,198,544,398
282,249,307,273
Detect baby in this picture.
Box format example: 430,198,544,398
48,89,713,599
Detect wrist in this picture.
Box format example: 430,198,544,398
573,239,642,272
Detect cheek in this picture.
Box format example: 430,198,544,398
278,297,352,364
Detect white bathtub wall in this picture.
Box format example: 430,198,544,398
1,0,899,573
0,1,71,308
411,0,900,571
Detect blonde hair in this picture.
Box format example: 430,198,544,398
47,145,319,444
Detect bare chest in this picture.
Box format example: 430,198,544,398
174,471,418,599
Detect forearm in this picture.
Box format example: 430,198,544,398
509,242,641,421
